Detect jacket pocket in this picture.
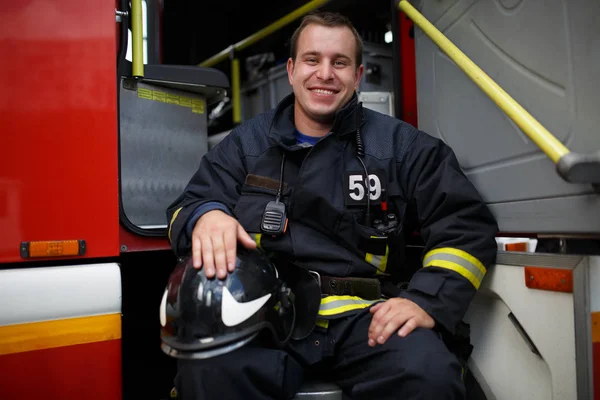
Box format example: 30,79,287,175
233,181,292,234
334,209,392,276
233,192,272,233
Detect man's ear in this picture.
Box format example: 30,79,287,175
354,64,365,90
287,58,295,86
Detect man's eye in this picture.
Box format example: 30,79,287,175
335,61,346,66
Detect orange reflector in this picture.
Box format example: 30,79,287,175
21,240,86,258
592,312,600,343
524,266,573,293
505,242,528,252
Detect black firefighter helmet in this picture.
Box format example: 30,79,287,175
159,247,320,359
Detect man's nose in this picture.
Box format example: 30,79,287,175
316,62,334,80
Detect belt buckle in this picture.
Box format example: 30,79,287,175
308,270,321,287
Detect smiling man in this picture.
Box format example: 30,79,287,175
287,20,363,131
167,11,498,400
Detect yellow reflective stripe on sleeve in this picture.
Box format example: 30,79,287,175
425,260,481,289
250,233,263,250
318,295,380,316
423,248,486,289
168,207,183,242
424,248,486,275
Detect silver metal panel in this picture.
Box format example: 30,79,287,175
416,0,600,233
119,79,208,228
590,257,600,312
496,251,582,268
359,91,394,117
573,258,593,400
0,263,121,326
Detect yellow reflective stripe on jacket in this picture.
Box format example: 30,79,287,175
365,236,390,276
249,233,263,250
167,207,183,242
366,247,390,276
318,295,379,316
423,248,486,289
315,318,329,329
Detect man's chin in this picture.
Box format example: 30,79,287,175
307,106,338,123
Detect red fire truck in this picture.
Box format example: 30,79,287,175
1,0,599,399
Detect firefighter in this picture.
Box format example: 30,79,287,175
166,11,498,400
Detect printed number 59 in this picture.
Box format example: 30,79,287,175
349,174,381,201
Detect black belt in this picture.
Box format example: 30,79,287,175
310,272,382,300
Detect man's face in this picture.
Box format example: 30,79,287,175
287,24,364,124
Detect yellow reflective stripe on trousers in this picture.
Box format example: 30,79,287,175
423,248,486,289
249,233,263,250
318,295,380,317
168,207,183,242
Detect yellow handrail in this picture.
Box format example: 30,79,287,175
198,0,330,68
231,58,241,124
397,0,569,164
131,0,144,77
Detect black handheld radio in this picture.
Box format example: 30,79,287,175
261,153,288,236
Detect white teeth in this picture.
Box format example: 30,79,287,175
312,89,335,95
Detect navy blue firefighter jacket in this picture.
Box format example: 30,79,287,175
166,93,499,335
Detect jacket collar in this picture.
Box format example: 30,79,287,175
269,92,364,150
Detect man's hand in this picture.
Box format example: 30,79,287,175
368,298,435,347
191,210,256,279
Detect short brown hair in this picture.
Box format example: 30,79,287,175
290,11,363,67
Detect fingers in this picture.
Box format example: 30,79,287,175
191,210,256,280
192,236,202,269
200,234,215,278
367,299,435,347
238,225,257,249
376,312,411,344
211,233,228,280
368,302,391,346
369,302,384,314
398,318,418,338
224,228,238,273
367,303,391,343
368,306,408,347
368,301,392,347
368,303,395,336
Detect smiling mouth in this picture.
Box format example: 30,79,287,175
310,88,338,95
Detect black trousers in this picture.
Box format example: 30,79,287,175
175,308,465,400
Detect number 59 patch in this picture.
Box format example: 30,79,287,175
343,170,386,206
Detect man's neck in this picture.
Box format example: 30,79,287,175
293,104,333,137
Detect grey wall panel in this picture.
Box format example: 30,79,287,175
489,194,600,233
272,67,293,108
416,0,600,234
